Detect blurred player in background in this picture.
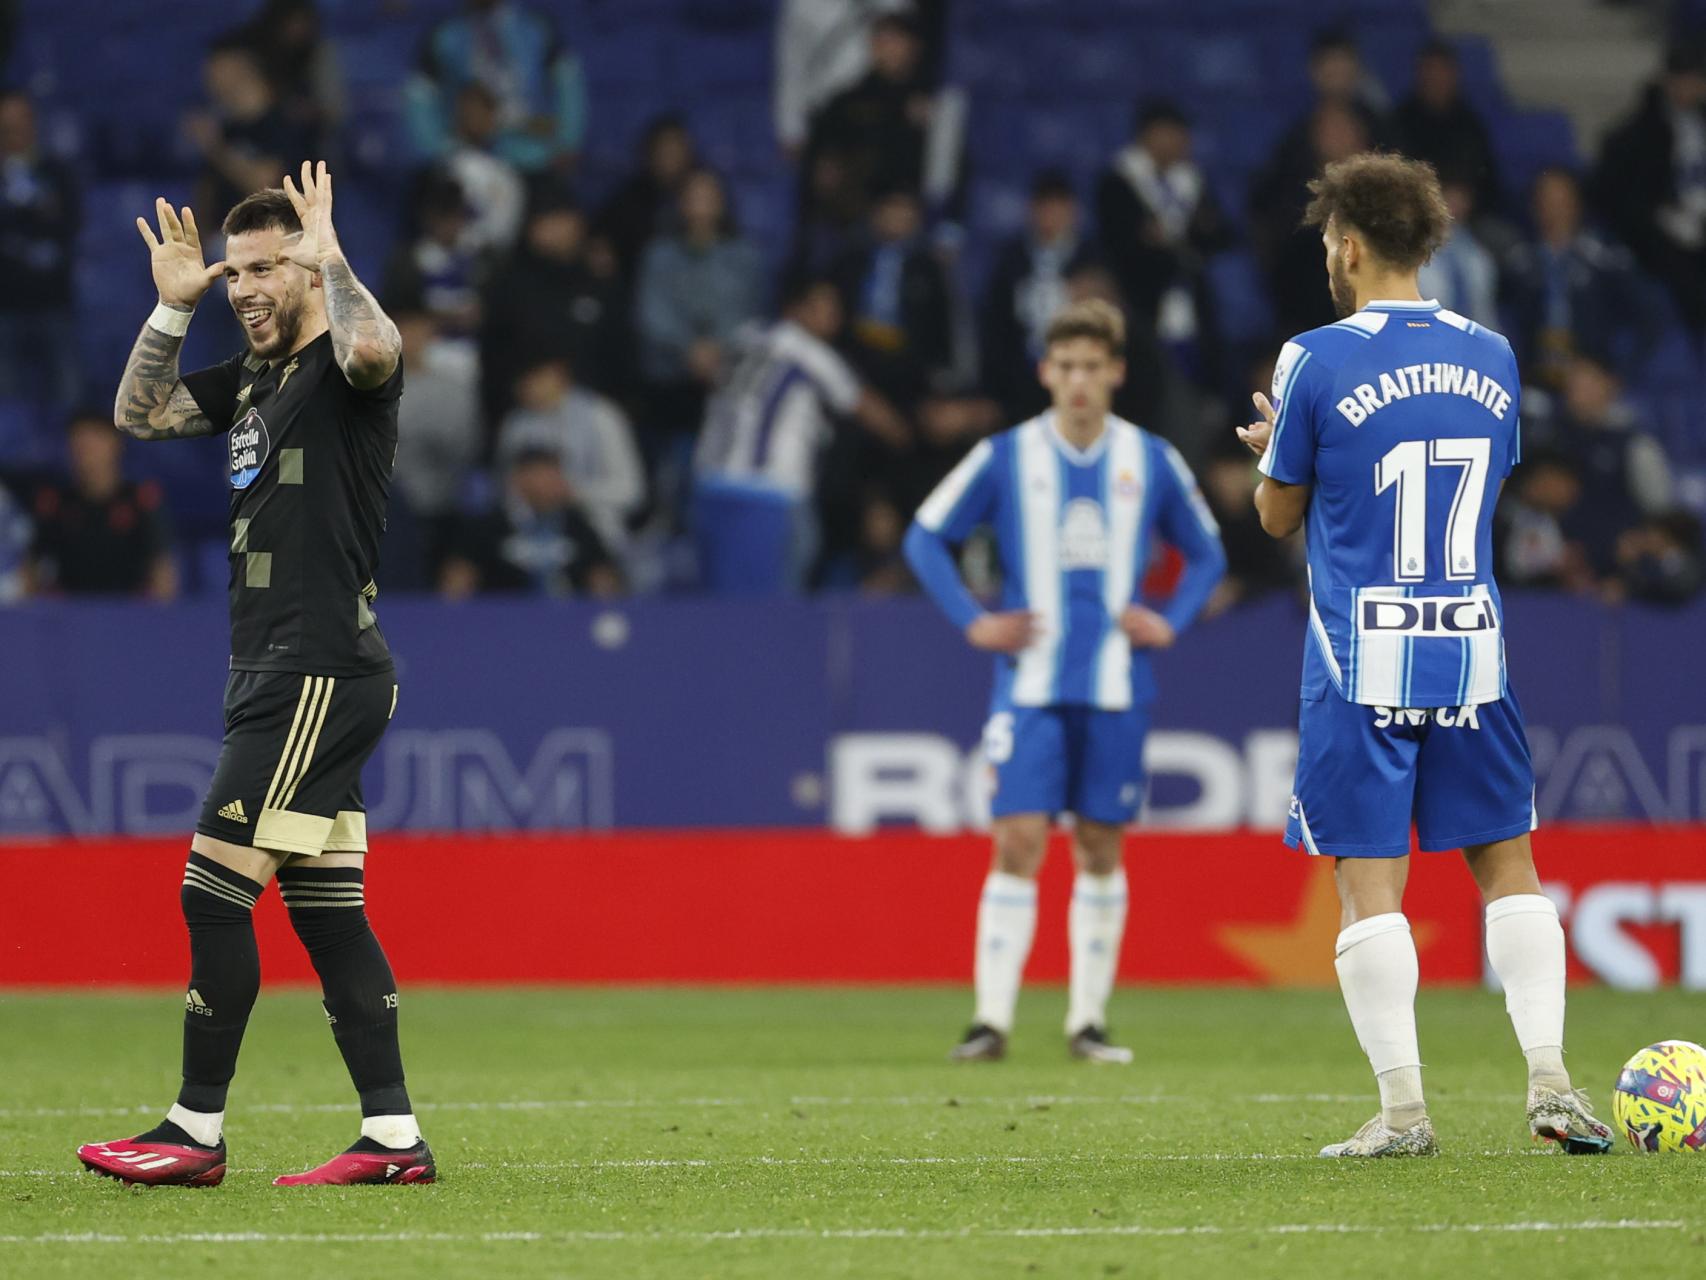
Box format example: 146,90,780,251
1238,153,1612,1158
905,299,1225,1062
75,163,434,1187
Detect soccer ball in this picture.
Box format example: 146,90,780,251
1611,1040,1706,1153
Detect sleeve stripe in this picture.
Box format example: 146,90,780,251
1163,441,1220,537
1258,349,1310,478
915,438,994,532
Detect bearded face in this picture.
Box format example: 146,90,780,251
1325,231,1357,319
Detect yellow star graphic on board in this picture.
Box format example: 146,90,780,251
1216,862,1437,987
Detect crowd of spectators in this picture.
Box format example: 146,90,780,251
0,0,1701,609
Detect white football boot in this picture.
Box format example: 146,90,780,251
1527,1085,1614,1154
1319,1113,1439,1158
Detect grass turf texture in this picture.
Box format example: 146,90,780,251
2,987,1702,1279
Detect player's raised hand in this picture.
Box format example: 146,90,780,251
1120,604,1176,650
1236,391,1277,458
136,198,224,309
966,610,1038,653
281,160,342,271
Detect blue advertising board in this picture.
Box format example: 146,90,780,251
0,594,1701,836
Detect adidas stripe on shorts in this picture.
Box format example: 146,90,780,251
196,669,397,857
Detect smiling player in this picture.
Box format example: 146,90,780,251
75,163,433,1187
1238,153,1612,1158
905,299,1225,1063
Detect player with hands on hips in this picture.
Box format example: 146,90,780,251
905,299,1226,1065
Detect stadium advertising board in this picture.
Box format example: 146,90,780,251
1,827,1700,988
0,595,1702,836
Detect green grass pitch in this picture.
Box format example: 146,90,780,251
3,986,1703,1278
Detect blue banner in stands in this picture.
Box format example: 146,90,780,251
0,595,1700,837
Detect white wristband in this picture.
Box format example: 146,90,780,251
147,303,192,337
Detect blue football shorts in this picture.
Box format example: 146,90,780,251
1284,687,1537,858
985,703,1149,826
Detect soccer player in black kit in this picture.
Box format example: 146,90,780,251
76,163,433,1187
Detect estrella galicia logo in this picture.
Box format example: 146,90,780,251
229,407,269,490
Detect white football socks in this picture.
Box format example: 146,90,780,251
1065,870,1128,1035
360,1113,423,1149
1334,913,1427,1131
166,1102,223,1148
973,871,1038,1034
1484,893,1571,1091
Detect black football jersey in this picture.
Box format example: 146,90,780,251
183,333,401,675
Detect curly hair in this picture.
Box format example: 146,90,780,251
1302,152,1451,269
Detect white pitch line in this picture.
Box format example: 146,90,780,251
0,1147,1572,1180
3,1091,1504,1120
0,1220,1684,1247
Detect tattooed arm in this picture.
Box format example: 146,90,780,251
282,162,400,390
113,312,219,440
119,199,226,440
320,252,401,390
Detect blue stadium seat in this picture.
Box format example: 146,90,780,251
1491,110,1580,199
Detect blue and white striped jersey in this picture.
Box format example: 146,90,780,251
1259,299,1522,708
906,414,1226,711
694,320,862,498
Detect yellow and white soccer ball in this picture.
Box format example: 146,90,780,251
1611,1040,1706,1153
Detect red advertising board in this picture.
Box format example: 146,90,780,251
1,827,1701,987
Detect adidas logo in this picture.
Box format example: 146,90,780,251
186,988,214,1018
217,799,249,824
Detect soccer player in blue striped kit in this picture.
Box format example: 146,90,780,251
1238,153,1612,1156
905,299,1226,1063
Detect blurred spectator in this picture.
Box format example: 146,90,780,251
0,469,30,603
693,277,909,594
831,186,954,409
798,11,965,258
186,39,314,229
1307,27,1391,123
1096,100,1231,385
382,174,488,337
981,171,1099,424
1392,40,1500,216
482,193,627,424
1495,448,1593,591
227,0,346,141
1199,436,1301,612
425,83,528,257
1595,39,1706,330
1417,173,1499,328
1502,167,1653,387
439,446,620,599
497,355,644,559
390,308,482,572
27,414,175,600
852,483,916,595
595,114,697,285
406,0,587,175
0,91,80,406
1263,29,1390,200
1532,351,1674,577
1613,512,1703,604
1251,98,1371,338
636,170,766,433
774,0,913,157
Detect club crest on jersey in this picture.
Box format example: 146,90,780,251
229,407,270,490
1115,469,1139,498
1058,497,1109,569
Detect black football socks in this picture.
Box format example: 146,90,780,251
278,864,413,1120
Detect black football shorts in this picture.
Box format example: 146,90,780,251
196,669,397,856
